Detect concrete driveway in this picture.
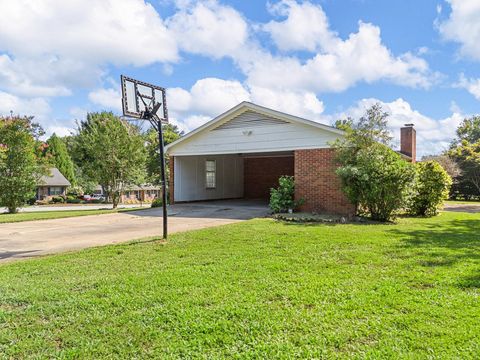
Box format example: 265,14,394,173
0,200,269,263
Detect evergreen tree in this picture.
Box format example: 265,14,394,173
44,134,77,185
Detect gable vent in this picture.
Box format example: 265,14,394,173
212,110,290,131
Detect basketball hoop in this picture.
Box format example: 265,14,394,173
120,75,169,239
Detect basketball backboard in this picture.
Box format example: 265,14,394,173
121,75,168,122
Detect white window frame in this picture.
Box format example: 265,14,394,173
205,160,216,189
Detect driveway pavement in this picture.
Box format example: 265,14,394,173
443,203,480,213
0,200,269,263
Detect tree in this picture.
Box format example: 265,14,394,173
0,116,46,213
41,134,76,185
407,161,452,217
145,124,183,184
74,112,146,208
449,116,480,198
333,104,415,221
421,154,461,180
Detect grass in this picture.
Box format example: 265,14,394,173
0,212,479,358
0,207,143,224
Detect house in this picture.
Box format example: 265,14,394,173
36,167,71,200
91,184,161,203
165,102,416,215
121,184,161,203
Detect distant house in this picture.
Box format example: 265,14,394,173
121,184,161,203
90,184,160,203
36,168,71,200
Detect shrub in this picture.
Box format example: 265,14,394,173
27,197,37,205
336,143,415,222
407,161,452,217
151,198,163,208
269,176,303,213
66,198,82,204
51,196,65,203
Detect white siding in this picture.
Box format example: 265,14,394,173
174,154,244,202
168,111,340,156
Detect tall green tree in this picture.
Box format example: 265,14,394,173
145,123,183,184
42,134,76,185
449,116,480,197
74,112,146,208
0,116,46,213
333,104,415,221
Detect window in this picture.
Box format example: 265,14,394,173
205,160,216,189
49,186,63,196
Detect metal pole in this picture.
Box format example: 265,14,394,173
156,116,168,239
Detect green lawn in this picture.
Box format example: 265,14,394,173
0,207,143,223
0,212,479,358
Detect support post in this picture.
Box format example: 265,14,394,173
157,116,168,239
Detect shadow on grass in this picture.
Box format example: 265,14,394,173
388,217,480,289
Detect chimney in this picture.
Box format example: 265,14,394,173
400,124,416,163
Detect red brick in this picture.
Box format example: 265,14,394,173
244,156,294,199
294,149,355,216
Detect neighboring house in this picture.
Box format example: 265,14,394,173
91,184,161,203
36,167,71,200
165,102,416,215
121,185,161,203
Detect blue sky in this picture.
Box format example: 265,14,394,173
1,0,479,157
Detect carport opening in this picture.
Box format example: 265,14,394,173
172,151,294,205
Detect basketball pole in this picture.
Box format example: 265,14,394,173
155,114,168,240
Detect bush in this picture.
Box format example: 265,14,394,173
66,198,82,204
51,196,65,203
407,161,452,217
269,176,303,213
336,143,415,222
151,198,163,208
27,197,37,205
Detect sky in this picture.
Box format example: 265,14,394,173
0,0,479,157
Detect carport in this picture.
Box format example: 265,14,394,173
171,151,294,203
166,101,351,214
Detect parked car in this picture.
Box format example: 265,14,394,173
91,194,105,201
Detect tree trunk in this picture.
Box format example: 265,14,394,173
8,207,18,214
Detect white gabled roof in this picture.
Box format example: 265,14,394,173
166,101,344,155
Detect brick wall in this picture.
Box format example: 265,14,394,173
169,156,174,204
294,149,355,216
244,156,294,199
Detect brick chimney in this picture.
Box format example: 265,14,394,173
400,124,416,163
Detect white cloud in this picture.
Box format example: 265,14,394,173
0,91,51,119
168,0,248,59
438,0,480,60
0,0,177,66
454,74,480,100
88,88,122,111
335,98,463,157
166,77,326,131
256,1,434,92
264,0,335,52
249,86,325,120
0,0,177,97
168,78,250,119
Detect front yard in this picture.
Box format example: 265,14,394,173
0,212,478,358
